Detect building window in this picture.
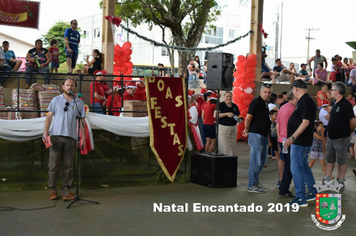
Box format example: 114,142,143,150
229,29,237,38
204,27,223,44
161,47,169,57
93,28,101,38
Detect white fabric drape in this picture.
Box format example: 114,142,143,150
0,117,46,141
86,112,150,137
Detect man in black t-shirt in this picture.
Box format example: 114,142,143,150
324,82,356,190
243,84,272,193
284,80,317,207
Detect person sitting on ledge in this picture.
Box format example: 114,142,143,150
2,41,23,71
25,39,50,88
0,46,12,87
273,59,300,84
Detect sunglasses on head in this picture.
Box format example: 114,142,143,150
64,102,69,112
263,83,272,88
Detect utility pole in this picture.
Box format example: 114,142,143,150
306,28,319,63
279,2,283,59
274,7,279,61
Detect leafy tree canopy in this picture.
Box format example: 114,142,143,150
102,0,221,74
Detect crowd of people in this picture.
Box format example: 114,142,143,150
261,49,356,88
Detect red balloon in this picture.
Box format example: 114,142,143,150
237,76,244,83
237,66,245,74
115,48,123,57
241,107,248,117
243,60,251,68
127,68,133,74
240,82,248,89
240,92,248,99
238,55,246,62
236,61,243,67
248,94,254,100
242,71,249,79
124,61,133,68
243,99,252,106
233,80,240,87
234,87,242,95
120,66,128,73
121,55,129,62
122,41,132,51
246,67,254,73
233,71,239,78
115,59,122,67
248,82,256,89
250,60,257,67
123,49,132,56
247,54,257,62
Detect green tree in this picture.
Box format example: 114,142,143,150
109,0,221,76
41,21,71,64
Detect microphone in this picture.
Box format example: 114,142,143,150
68,90,75,96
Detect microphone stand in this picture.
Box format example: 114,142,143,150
66,92,99,209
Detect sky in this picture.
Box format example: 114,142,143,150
1,0,355,65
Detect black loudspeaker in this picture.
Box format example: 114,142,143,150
206,52,235,90
190,153,238,188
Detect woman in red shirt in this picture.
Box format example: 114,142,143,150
202,92,217,153
316,84,331,109
106,86,123,116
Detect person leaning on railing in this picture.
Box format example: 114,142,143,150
0,46,12,87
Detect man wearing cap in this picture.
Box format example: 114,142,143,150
323,82,356,190
135,80,146,100
243,83,272,193
124,82,137,100
90,71,106,114
284,80,317,207
106,85,123,116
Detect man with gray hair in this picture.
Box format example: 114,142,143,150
323,81,356,190
285,80,317,207
243,83,272,193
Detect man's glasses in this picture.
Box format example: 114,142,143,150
64,102,69,112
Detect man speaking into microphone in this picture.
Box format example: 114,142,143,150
43,77,86,200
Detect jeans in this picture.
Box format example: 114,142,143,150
25,65,50,84
0,64,12,84
278,142,293,195
248,132,269,188
92,102,104,114
189,74,197,80
290,144,317,201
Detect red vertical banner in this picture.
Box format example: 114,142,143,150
145,76,187,182
0,0,40,29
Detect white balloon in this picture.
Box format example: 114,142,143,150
244,87,253,94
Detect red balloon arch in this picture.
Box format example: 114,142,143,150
113,42,134,87
233,54,257,140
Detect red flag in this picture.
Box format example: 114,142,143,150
0,0,40,29
145,76,187,182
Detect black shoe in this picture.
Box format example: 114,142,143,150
279,191,295,198
353,169,356,177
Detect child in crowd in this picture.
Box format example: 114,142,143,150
346,92,355,106
309,121,326,175
268,110,281,187
328,57,339,82
202,92,217,153
83,49,103,75
49,39,60,73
